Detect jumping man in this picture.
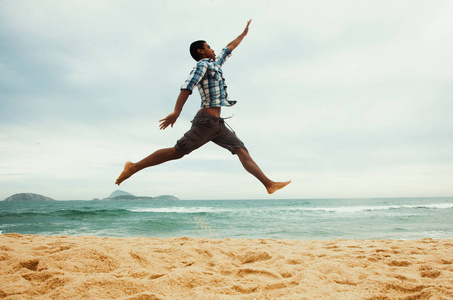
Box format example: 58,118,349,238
115,20,291,194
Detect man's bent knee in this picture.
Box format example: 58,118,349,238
172,147,186,159
234,147,249,157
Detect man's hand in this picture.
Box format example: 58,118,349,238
227,19,252,52
242,19,252,36
159,111,180,130
159,90,191,130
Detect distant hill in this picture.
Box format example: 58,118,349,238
153,195,179,201
108,190,135,199
3,193,55,202
104,190,179,201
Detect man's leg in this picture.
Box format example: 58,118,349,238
235,148,291,194
115,147,184,185
115,111,220,186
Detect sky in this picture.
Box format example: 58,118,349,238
1,0,452,200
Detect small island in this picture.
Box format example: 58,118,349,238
3,193,55,202
102,190,179,201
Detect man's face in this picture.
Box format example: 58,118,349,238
201,42,216,60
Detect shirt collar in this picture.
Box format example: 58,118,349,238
200,58,214,63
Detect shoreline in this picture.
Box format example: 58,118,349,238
1,234,452,299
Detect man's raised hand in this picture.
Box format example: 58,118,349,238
227,19,252,52
244,19,252,35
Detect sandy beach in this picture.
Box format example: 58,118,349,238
0,234,452,299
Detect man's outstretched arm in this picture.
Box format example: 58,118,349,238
226,19,252,52
159,89,191,130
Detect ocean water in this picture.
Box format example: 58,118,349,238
1,197,452,240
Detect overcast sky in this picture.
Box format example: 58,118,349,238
1,0,452,200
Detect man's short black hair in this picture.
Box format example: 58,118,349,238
190,40,206,61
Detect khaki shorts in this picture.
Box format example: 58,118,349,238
175,111,247,155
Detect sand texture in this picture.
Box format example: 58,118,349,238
0,234,452,299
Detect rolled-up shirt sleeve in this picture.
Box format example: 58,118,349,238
216,47,231,66
181,61,208,93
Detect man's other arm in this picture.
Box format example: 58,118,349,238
159,89,191,130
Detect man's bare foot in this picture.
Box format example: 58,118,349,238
115,161,135,186
266,180,291,194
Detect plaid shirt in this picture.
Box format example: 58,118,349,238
181,47,237,108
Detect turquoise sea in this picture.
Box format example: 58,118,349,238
1,197,452,240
